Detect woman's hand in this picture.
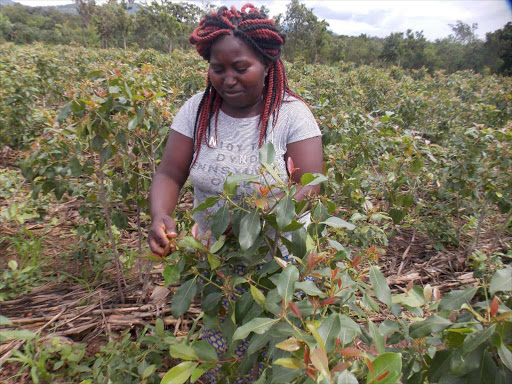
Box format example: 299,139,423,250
148,215,177,256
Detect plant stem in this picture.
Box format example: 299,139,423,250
99,155,125,304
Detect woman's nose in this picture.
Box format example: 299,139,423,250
224,73,237,88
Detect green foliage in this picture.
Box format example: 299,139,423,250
160,145,512,383
1,43,511,383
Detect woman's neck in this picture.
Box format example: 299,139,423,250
220,95,264,118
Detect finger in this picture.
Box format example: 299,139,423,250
161,216,177,236
149,237,165,256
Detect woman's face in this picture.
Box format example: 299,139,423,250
208,34,268,117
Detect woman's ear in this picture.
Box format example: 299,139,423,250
265,62,270,77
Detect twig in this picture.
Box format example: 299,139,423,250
0,306,66,365
99,291,111,334
99,154,125,303
491,210,512,253
397,231,415,276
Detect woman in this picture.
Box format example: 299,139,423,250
148,4,323,382
149,4,323,255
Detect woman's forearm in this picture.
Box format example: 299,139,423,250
149,173,183,219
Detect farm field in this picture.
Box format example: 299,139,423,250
0,43,511,383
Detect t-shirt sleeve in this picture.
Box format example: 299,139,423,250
170,92,203,139
285,99,322,144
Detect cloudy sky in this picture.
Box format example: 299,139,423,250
15,0,512,40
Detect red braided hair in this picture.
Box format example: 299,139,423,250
189,3,302,164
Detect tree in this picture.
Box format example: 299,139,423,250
449,20,478,45
281,0,330,63
485,22,512,75
74,0,96,46
379,32,404,65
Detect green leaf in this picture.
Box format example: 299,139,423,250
273,357,305,369
211,204,230,239
259,142,275,164
170,344,198,360
496,334,512,371
207,253,221,270
91,135,104,151
192,341,218,362
171,279,197,318
462,324,496,354
0,316,12,326
250,285,266,307
301,173,328,186
69,157,82,177
320,217,355,230
8,260,18,271
276,265,299,306
163,265,180,286
161,361,198,384
192,196,218,213
291,227,307,258
276,195,295,229
366,352,402,384
155,318,165,337
337,370,358,384
295,281,326,298
0,330,36,341
209,235,225,254
100,144,113,162
338,315,361,344
202,292,222,312
143,365,156,379
261,162,284,184
318,313,341,353
490,266,512,295
232,318,279,340
57,102,72,123
190,367,207,383
369,266,392,308
439,286,478,311
178,237,206,251
239,210,261,251
409,314,452,338
247,333,270,355
369,320,385,354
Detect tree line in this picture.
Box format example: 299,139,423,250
0,0,511,75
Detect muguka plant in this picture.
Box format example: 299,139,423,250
158,143,512,384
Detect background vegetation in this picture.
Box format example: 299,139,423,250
0,0,511,75
0,1,511,383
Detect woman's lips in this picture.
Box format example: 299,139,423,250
223,90,243,97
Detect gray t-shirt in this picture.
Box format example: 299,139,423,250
171,92,322,235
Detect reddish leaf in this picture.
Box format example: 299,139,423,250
191,223,199,239
406,280,413,292
304,345,310,366
376,370,390,381
289,301,302,319
339,347,363,358
365,357,374,375
490,296,499,317
352,254,361,270
336,337,341,350
320,297,339,306
332,361,347,373
287,156,295,174
216,270,226,279
331,267,339,279
337,278,342,288
306,367,316,379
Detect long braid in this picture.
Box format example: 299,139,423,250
189,3,298,164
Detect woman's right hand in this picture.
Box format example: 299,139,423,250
148,215,177,256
